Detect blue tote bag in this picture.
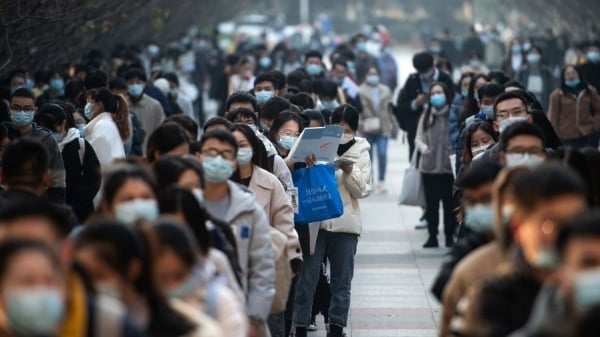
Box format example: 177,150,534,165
292,164,344,224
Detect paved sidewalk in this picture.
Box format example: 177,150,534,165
309,138,447,337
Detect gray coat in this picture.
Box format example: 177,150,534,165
415,106,453,175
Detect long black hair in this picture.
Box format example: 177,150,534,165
102,164,158,207
559,65,587,93
460,73,490,122
230,124,270,174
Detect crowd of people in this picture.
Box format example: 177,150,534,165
1,20,600,337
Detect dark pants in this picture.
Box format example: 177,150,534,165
407,127,417,161
422,173,457,237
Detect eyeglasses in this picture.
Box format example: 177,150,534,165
505,146,545,156
201,148,236,161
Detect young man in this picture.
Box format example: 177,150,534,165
198,129,275,337
253,72,280,105
8,88,66,204
500,122,547,167
304,50,326,78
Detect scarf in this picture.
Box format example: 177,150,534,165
428,105,449,127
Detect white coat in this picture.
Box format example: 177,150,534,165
84,112,125,166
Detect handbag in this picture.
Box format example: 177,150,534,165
292,164,344,224
362,116,381,133
398,150,426,207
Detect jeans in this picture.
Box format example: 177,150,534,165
365,134,389,182
294,230,358,328
268,312,285,337
422,173,457,237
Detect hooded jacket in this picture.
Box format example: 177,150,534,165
84,112,125,166
222,181,275,321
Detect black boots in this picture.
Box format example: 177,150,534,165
329,324,344,337
423,235,439,248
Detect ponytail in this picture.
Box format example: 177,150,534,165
113,94,131,142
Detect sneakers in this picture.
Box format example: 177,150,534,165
414,219,428,230
423,236,439,248
376,181,388,194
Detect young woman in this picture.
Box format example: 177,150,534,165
37,103,101,222
146,123,190,164
416,82,457,248
547,65,600,148
84,88,131,166
267,111,305,161
294,104,371,337
74,222,223,337
99,164,160,226
358,66,398,192
0,240,66,337
516,46,554,111
150,221,247,337
461,121,498,166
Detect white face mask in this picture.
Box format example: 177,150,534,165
114,199,159,225
499,116,528,134
505,153,545,168
471,144,492,157
340,133,354,145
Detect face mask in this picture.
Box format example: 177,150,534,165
279,135,297,150
531,248,559,270
52,132,63,143
461,88,469,97
356,42,367,52
26,78,34,89
84,103,94,120
114,199,159,225
464,204,494,233
322,100,339,110
50,78,64,91
499,116,527,134
366,75,380,86
255,90,274,104
527,53,541,64
147,44,160,56
470,60,482,68
202,156,234,183
76,123,86,137
192,188,204,205
169,88,178,98
10,110,34,127
247,124,258,133
587,51,600,63
128,84,144,98
505,153,545,168
306,64,323,76
429,45,442,54
260,120,270,133
480,105,494,120
346,61,356,73
565,79,581,88
502,206,514,227
471,144,490,157
511,45,522,54
429,93,447,108
96,282,121,300
523,42,532,52
259,56,272,68
237,148,254,167
5,287,65,337
574,268,600,312
340,133,354,145
167,267,204,299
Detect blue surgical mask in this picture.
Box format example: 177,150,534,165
76,123,86,137
52,132,63,143
279,135,297,150
511,45,522,54
531,248,559,270
429,45,442,54
574,268,600,312
429,93,447,108
114,199,159,225
128,84,144,98
461,89,469,97
306,64,323,76
322,100,339,110
50,78,64,91
587,51,600,63
10,110,34,127
470,60,482,68
84,103,94,120
527,53,541,64
259,56,272,68
480,105,494,120
6,287,65,337
237,148,253,167
505,153,545,168
366,75,380,86
25,78,34,89
255,90,274,104
523,42,532,52
202,156,234,183
167,267,205,299
464,204,494,233
499,116,528,134
356,42,367,52
565,79,581,88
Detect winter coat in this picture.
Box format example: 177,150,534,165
416,106,453,175
547,85,600,140
516,65,555,112
358,83,398,137
128,94,165,154
222,181,275,321
84,112,126,166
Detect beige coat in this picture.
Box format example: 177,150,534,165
439,242,505,337
358,83,399,137
547,86,600,140
249,166,302,261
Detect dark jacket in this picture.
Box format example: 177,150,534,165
394,69,454,133
431,230,490,301
577,61,600,93
144,84,173,116
62,136,101,223
516,65,555,112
